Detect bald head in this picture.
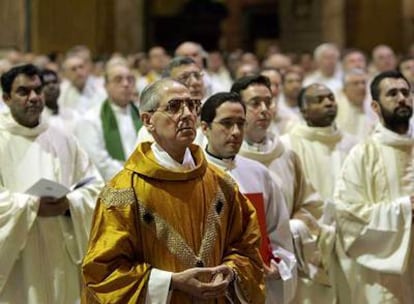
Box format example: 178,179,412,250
175,41,204,69
299,83,337,127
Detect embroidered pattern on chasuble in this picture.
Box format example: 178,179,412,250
99,184,229,268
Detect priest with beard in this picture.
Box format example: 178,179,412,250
334,70,414,303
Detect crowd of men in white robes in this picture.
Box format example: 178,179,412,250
1,40,414,303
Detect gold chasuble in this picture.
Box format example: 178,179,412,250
82,143,265,303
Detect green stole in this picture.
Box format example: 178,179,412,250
100,99,142,161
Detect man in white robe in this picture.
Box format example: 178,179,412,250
175,41,219,96
231,75,336,303
281,83,357,201
136,46,169,94
40,68,80,134
75,63,142,181
334,70,414,303
276,68,305,133
335,69,376,140
58,54,106,114
303,43,343,94
0,64,104,303
200,91,297,304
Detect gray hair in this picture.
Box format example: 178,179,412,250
162,56,197,78
139,78,180,113
342,68,367,84
314,43,339,62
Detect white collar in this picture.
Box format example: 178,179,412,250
0,112,48,137
204,149,236,171
151,142,195,172
372,123,414,147
110,101,130,115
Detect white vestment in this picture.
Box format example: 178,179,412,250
270,95,302,136
335,91,377,141
334,123,414,304
208,68,233,93
205,152,297,304
41,106,81,135
58,77,106,114
303,70,343,94
281,123,357,200
0,112,104,304
239,132,336,303
75,102,139,181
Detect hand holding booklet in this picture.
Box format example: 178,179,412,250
25,176,95,199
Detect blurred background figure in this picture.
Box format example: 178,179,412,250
341,48,367,73
304,43,342,93
398,56,414,92
207,50,233,91
369,44,397,77
336,68,376,141
136,46,169,93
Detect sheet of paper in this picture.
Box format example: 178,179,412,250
25,178,70,199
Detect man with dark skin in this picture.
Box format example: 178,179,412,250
0,64,103,303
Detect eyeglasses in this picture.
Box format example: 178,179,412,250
154,98,201,115
245,97,273,110
109,75,135,85
306,93,335,104
176,71,204,84
212,118,246,130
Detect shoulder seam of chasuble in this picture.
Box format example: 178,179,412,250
136,188,228,268
217,173,237,199
99,185,136,207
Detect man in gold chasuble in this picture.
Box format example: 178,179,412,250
82,79,265,303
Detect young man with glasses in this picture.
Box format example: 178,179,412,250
201,91,296,304
82,79,265,303
232,75,336,303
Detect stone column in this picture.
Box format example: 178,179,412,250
114,0,145,54
402,0,414,53
321,0,345,48
278,0,323,52
221,0,243,51
0,0,26,51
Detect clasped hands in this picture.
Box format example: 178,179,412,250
171,264,235,300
